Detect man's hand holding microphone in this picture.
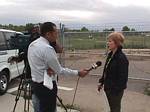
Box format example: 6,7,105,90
78,69,89,78
78,61,102,78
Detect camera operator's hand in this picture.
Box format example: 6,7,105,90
98,84,103,92
78,69,89,78
8,56,17,64
47,68,55,77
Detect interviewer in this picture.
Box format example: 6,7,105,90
28,22,89,112
98,32,129,112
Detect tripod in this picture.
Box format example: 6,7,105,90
12,67,68,112
12,67,32,112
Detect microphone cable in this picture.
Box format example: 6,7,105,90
70,76,80,112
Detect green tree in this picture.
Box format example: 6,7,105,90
122,26,130,31
103,28,109,31
0,24,3,29
8,24,13,29
131,28,136,31
25,23,35,33
110,28,115,31
81,27,89,32
103,28,115,31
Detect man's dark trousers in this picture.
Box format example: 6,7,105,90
32,81,57,112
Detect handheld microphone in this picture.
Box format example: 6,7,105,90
87,61,102,71
71,61,102,111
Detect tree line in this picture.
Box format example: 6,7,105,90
103,26,136,31
0,23,136,32
0,23,37,32
65,26,136,32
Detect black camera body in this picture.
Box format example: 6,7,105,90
10,34,31,53
9,34,32,79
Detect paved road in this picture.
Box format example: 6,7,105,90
58,75,150,112
0,77,79,112
0,74,150,112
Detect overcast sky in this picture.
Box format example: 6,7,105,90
0,0,150,25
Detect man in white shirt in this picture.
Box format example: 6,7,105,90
28,22,89,112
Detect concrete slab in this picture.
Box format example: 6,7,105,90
0,94,79,112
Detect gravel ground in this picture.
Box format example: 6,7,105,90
1,49,149,112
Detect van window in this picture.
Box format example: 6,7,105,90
0,32,7,50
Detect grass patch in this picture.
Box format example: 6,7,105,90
144,83,150,96
63,33,150,50
57,103,80,111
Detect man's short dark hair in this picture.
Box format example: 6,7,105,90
40,22,56,36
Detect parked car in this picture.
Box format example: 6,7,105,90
0,29,24,95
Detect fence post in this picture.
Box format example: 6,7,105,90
59,23,65,67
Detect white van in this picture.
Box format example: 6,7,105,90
0,29,24,95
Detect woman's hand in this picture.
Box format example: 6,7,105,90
98,84,103,92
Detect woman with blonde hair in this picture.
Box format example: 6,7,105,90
98,32,129,112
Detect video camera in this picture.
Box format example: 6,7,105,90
9,34,31,53
9,34,32,79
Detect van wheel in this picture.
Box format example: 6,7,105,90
0,71,8,95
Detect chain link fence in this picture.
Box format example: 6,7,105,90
61,24,150,50
59,23,150,81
